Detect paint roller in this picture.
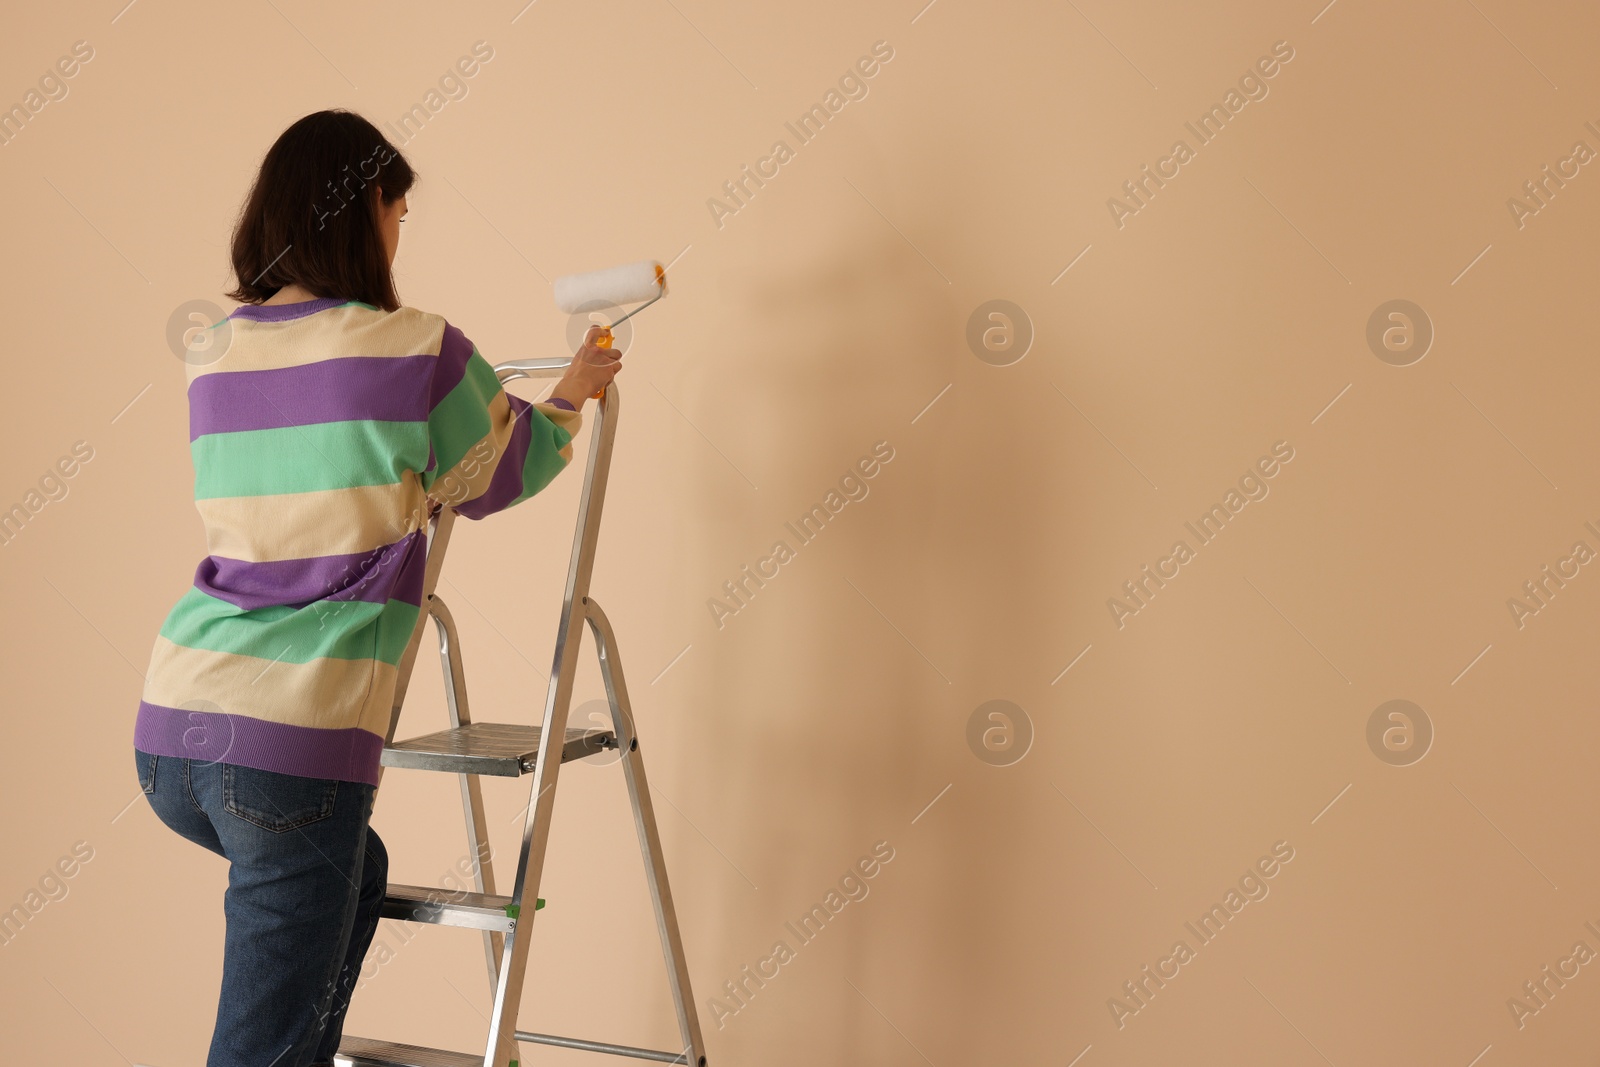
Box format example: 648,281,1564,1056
551,259,667,399
554,259,667,346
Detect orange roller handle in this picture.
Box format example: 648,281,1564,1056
589,326,614,398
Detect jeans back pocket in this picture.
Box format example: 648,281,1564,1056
222,763,340,833
135,748,158,794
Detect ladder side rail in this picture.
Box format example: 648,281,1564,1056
431,596,504,994
480,370,620,1067
376,505,459,792
584,598,707,1067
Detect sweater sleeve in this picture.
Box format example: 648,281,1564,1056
422,321,583,519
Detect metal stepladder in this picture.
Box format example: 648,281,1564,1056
336,358,708,1067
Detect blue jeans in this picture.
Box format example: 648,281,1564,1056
135,747,387,1067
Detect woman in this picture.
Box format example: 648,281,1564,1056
132,109,620,1067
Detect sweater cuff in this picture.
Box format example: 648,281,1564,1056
547,396,577,412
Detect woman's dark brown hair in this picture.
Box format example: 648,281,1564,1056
226,109,415,311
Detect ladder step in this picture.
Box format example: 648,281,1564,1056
335,1036,482,1067
379,884,544,932
383,722,616,776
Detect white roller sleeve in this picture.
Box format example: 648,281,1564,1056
553,259,664,313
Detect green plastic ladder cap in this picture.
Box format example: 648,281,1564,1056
536,897,546,910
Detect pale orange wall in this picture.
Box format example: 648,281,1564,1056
3,1,1599,1064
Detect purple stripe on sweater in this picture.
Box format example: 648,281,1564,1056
547,396,576,412
380,528,429,608
229,298,351,322
134,701,384,786
188,354,436,440
455,395,532,520
429,323,478,407
195,530,429,610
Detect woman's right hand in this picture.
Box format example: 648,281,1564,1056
549,324,623,408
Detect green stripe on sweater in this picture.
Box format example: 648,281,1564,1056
191,420,428,499
509,408,574,508
428,351,504,476
160,587,420,665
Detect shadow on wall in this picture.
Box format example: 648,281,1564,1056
680,215,1075,1059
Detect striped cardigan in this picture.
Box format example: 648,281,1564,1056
134,297,581,786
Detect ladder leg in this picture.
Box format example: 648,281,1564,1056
584,597,708,1067
431,596,502,995
481,595,588,1067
